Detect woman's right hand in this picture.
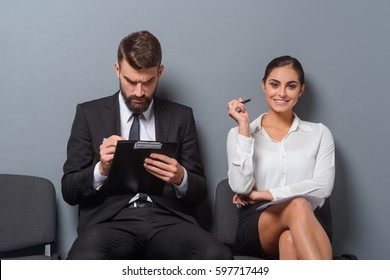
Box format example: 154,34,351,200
227,98,250,136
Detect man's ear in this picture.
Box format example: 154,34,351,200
114,63,120,77
158,65,164,77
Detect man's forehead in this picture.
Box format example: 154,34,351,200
119,60,159,71
120,64,159,80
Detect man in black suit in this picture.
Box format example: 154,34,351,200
62,30,232,259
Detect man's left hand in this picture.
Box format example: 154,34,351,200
144,153,184,185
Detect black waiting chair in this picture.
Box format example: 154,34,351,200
0,174,58,259
215,178,333,260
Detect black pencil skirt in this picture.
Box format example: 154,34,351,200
235,202,269,258
235,201,332,259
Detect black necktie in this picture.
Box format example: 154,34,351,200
129,113,140,140
138,193,148,202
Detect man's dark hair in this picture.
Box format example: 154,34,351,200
117,30,162,69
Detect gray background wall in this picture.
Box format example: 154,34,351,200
1,0,389,260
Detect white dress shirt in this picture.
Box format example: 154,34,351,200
93,93,188,196
227,113,335,209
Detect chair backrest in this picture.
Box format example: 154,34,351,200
215,179,239,246
314,194,333,242
0,174,57,259
215,178,333,248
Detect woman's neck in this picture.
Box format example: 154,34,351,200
261,110,294,142
263,110,294,128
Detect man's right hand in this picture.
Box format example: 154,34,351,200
98,135,125,176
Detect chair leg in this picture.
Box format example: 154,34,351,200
45,244,52,257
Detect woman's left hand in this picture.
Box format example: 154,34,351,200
233,193,249,207
233,190,274,206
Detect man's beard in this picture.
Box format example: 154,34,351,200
120,81,156,113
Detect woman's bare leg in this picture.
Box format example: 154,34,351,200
258,197,332,259
279,230,299,260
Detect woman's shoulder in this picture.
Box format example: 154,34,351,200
297,118,334,141
228,115,263,136
296,115,331,132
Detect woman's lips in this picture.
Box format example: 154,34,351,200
274,99,289,105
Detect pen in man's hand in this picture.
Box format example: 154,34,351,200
235,98,251,112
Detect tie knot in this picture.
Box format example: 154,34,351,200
132,113,140,119
138,193,148,202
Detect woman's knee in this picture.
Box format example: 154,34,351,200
281,197,316,227
289,197,312,209
287,198,313,216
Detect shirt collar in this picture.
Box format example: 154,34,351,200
293,113,313,132
251,112,313,135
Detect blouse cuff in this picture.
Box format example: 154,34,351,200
237,133,254,155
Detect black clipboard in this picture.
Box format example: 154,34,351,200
105,140,178,195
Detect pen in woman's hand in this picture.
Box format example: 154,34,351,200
235,98,251,112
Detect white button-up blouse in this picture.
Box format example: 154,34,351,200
227,113,335,209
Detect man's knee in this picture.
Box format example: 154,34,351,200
201,242,233,260
66,230,108,260
67,243,104,260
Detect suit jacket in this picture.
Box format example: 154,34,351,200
62,92,207,234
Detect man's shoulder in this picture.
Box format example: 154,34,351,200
78,92,118,109
155,97,193,112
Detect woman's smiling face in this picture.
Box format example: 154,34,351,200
262,64,305,114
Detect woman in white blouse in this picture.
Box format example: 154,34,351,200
227,55,335,260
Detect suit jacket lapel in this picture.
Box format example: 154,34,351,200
154,97,172,142
101,92,121,137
